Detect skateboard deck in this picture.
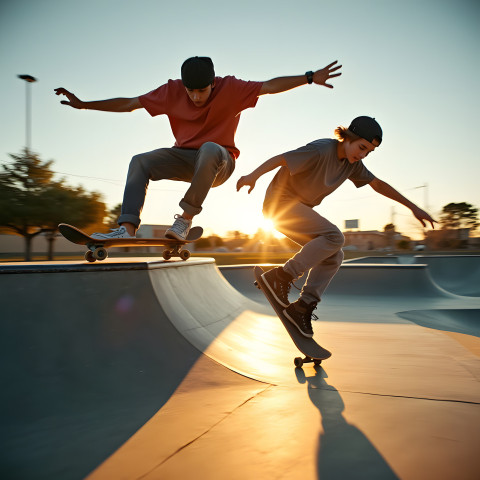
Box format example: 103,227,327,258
58,223,203,263
253,266,331,367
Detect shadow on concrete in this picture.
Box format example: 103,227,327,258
296,367,399,479
0,266,206,480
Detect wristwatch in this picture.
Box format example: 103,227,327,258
305,71,314,84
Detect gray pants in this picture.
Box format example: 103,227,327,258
263,194,345,304
118,142,234,227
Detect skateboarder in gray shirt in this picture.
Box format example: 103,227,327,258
237,116,436,337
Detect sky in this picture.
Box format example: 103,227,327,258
1,0,479,240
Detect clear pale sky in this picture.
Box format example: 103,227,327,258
1,0,479,239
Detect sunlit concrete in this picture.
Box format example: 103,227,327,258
1,257,479,479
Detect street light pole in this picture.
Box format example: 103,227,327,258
17,74,37,153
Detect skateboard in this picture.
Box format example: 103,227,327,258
253,266,331,367
58,223,203,263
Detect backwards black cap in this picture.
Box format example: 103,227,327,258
181,56,215,89
348,116,383,146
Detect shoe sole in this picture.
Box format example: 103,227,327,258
90,235,133,240
283,309,314,338
261,272,289,308
165,231,187,241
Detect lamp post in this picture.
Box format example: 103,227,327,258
17,74,37,153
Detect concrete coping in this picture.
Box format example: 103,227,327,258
0,257,216,275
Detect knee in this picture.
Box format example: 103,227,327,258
128,153,147,176
129,150,155,171
198,142,224,167
326,228,345,249
130,153,143,167
199,141,222,155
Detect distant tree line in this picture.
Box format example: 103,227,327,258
0,150,107,260
0,150,478,260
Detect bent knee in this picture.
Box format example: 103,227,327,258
129,153,147,172
199,141,224,159
326,229,345,248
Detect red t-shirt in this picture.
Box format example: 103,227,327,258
139,76,263,159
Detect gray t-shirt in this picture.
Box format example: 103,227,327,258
265,138,375,207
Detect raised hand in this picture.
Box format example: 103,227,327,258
236,174,257,194
54,88,84,109
411,206,437,229
313,61,342,88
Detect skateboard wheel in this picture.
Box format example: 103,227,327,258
314,360,322,366
180,249,190,260
294,357,304,368
162,249,172,260
85,250,96,262
94,247,108,261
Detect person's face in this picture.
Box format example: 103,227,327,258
344,138,377,164
185,84,213,107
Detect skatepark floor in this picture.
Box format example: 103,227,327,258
1,256,479,479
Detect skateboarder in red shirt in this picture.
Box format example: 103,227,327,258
237,116,437,337
55,57,341,241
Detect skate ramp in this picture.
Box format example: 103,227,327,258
1,257,480,480
0,259,217,479
396,308,480,337
221,263,453,299
414,255,480,296
345,254,480,297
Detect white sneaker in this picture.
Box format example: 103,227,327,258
165,215,192,241
90,226,135,240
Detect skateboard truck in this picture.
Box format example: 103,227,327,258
294,356,322,368
84,242,191,262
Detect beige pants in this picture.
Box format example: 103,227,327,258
263,193,345,304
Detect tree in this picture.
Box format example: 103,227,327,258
439,202,479,231
106,203,122,229
383,223,396,250
0,149,107,260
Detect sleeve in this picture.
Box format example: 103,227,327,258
138,80,175,117
283,144,319,176
228,76,263,111
349,161,375,188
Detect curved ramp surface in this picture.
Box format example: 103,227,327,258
344,254,480,296
1,257,480,480
415,255,480,296
0,259,263,480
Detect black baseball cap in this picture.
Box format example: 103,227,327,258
181,56,215,89
348,116,383,146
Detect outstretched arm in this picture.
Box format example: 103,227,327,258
236,155,287,193
258,61,342,95
369,178,437,228
54,88,143,112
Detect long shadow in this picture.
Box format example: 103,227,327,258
0,265,206,480
295,367,399,479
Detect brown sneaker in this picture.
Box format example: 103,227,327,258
261,267,293,308
283,299,317,338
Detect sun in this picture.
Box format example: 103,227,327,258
259,217,285,239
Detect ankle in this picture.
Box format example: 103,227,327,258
295,298,316,311
120,223,136,236
277,267,293,282
181,212,194,221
